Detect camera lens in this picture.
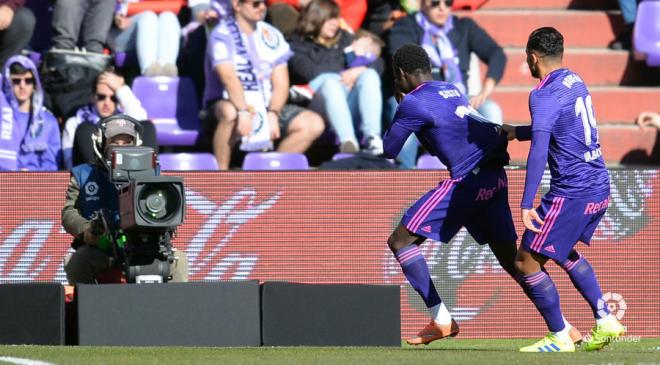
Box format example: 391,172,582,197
145,191,166,217
137,183,182,223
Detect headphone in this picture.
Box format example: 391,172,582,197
91,114,144,165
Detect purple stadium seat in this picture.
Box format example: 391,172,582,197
416,154,447,170
132,76,201,145
242,152,310,170
158,153,218,171
332,153,355,160
634,0,660,67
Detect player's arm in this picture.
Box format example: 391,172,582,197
521,91,560,232
383,94,427,158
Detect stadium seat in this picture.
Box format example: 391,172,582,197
132,76,201,146
332,152,355,160
416,154,447,170
158,152,218,171
633,0,660,67
242,152,310,170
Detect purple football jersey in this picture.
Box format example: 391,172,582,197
383,81,506,179
526,68,610,203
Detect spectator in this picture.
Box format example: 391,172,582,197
110,1,182,76
289,0,384,154
267,0,366,32
387,0,506,168
0,55,61,171
61,69,152,170
51,0,114,53
361,0,406,39
202,0,325,170
0,0,35,67
609,0,638,50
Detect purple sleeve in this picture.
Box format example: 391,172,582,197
383,94,428,159
515,125,531,141
529,90,560,133
44,114,61,171
521,130,550,208
208,29,235,67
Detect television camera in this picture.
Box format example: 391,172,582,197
90,115,185,283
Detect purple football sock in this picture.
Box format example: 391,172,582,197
395,244,441,308
521,271,565,332
559,251,609,319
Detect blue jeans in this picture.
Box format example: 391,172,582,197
386,96,503,169
111,11,181,73
311,69,382,145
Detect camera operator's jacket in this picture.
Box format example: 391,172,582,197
62,162,119,249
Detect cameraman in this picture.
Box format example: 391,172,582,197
62,115,188,284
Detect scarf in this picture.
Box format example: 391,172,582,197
416,13,466,94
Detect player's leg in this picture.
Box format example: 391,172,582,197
554,196,624,351
390,180,462,345
516,195,576,351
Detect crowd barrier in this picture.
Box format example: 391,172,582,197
0,169,657,338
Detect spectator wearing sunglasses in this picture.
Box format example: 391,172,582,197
0,55,61,171
386,0,506,168
61,69,153,169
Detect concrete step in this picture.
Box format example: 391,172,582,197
491,86,660,124
506,124,658,164
481,0,617,10
462,10,624,48
482,48,651,87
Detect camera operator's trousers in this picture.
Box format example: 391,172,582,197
64,245,189,284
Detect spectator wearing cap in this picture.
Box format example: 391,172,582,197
61,114,188,284
387,0,506,168
0,0,35,67
61,69,154,170
0,55,61,171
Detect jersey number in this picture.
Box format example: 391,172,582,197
575,95,598,146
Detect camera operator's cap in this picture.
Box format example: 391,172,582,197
104,118,137,139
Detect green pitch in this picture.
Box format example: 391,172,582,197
1,339,659,365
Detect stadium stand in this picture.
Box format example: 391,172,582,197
478,0,660,165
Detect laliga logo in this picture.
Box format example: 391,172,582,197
84,181,99,195
598,292,627,320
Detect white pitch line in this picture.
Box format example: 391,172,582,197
0,357,57,365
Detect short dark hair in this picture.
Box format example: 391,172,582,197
527,27,564,59
392,43,431,75
9,62,31,75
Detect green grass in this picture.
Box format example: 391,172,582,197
1,339,659,365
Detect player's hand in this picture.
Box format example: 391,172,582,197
636,111,660,130
522,208,544,234
501,124,517,141
236,112,252,137
267,110,280,140
83,227,99,246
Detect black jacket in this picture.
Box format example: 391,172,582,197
288,30,384,85
387,13,506,94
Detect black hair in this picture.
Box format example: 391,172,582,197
9,62,32,76
527,27,564,59
392,43,432,75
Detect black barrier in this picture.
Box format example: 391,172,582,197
76,281,261,346
0,283,65,345
261,282,401,346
